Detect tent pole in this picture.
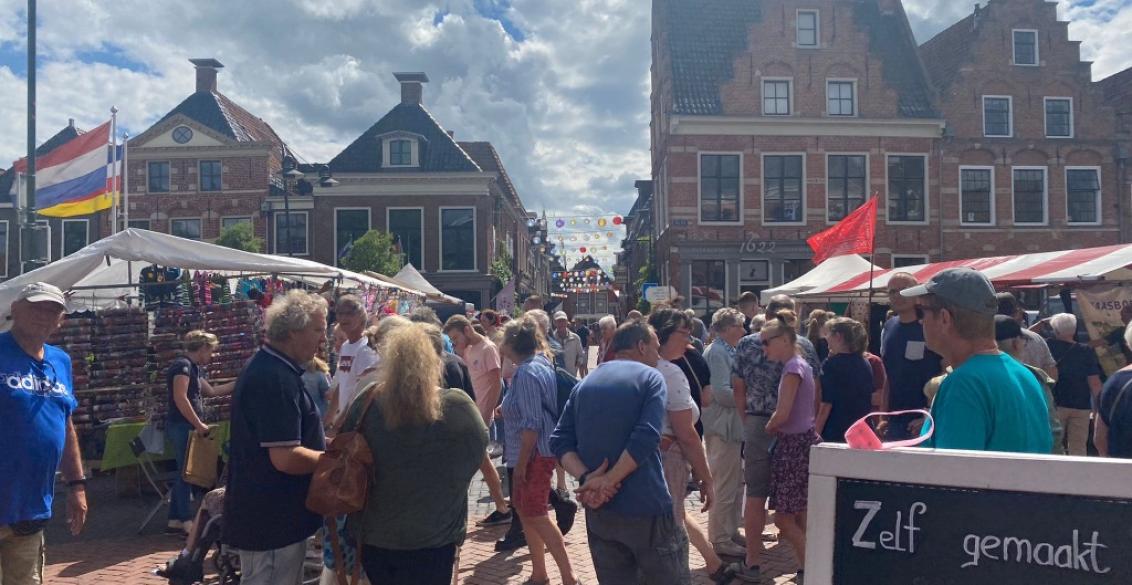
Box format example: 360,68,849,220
866,191,878,311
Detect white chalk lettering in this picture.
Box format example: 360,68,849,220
852,501,881,550
962,530,1110,574
852,501,926,554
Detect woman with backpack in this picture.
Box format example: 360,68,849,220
499,316,583,585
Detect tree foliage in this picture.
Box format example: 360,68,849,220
215,222,264,253
341,230,403,276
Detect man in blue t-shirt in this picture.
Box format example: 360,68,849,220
901,268,1052,454
0,282,88,583
881,272,943,440
551,321,691,585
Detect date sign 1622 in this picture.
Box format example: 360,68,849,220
741,236,777,255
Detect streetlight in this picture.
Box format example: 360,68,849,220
318,164,339,188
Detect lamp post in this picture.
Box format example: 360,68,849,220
260,200,272,253
280,153,304,256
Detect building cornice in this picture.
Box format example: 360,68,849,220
670,115,946,138
312,173,493,197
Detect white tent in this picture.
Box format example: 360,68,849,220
760,254,881,304
0,229,423,322
388,263,463,304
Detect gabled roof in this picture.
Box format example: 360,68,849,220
919,12,978,93
458,141,523,209
0,123,85,198
660,0,937,118
328,103,480,173
151,90,289,153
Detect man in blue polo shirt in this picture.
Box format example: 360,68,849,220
0,282,88,585
551,321,689,585
224,290,328,585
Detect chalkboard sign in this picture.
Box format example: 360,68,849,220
834,478,1132,585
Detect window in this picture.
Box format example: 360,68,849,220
1012,167,1047,225
699,154,741,223
959,167,994,225
1013,30,1038,66
763,79,792,116
21,220,50,263
782,259,814,284
62,219,88,256
983,96,1013,137
0,220,7,278
148,161,170,193
690,260,726,318
440,208,475,271
274,212,309,255
220,216,251,230
127,219,151,231
1045,98,1073,138
887,156,927,223
827,81,856,116
827,155,867,221
797,10,818,47
763,155,804,223
892,255,929,268
1066,168,1101,225
335,208,371,264
199,160,222,192
171,218,202,240
388,208,423,268
389,139,413,166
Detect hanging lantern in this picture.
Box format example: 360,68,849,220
613,215,623,225
570,219,577,225
584,218,591,225
580,247,587,253
556,219,565,228
607,232,614,238
598,218,607,227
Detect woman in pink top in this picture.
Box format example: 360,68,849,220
761,310,821,583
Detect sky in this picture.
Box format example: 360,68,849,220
0,0,1128,247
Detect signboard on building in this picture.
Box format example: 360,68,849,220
807,445,1132,585
645,286,674,304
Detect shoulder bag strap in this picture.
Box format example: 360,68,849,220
340,381,381,434
679,356,703,399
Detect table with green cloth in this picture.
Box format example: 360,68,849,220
98,420,230,471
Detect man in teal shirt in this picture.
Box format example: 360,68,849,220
901,268,1052,453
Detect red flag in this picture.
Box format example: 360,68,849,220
806,197,878,265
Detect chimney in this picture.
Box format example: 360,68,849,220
67,118,74,129
394,72,429,106
189,58,225,93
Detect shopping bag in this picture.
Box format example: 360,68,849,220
183,430,220,488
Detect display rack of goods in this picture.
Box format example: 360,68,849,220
89,308,149,389
48,315,95,390
70,384,159,432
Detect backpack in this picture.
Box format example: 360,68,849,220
544,367,578,424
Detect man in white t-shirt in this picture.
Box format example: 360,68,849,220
326,295,378,429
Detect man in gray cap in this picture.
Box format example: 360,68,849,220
0,283,88,584
901,268,1052,453
552,311,587,377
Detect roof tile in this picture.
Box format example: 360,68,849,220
328,104,480,173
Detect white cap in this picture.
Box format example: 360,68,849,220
17,282,67,308
553,311,569,321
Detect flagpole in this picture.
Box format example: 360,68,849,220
122,131,129,227
867,191,879,313
109,106,118,234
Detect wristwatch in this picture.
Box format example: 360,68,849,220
66,478,87,489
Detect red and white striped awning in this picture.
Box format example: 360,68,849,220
793,244,1132,299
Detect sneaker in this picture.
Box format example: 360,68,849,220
713,540,747,559
494,532,527,552
710,563,739,585
164,520,183,535
477,509,513,526
731,533,748,547
733,563,761,583
487,442,504,459
795,570,805,585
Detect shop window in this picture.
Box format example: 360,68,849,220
441,208,475,271
690,260,726,318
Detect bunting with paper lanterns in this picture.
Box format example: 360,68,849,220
546,212,627,267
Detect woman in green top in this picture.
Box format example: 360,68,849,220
344,325,488,585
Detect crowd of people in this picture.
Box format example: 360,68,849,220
7,266,1132,584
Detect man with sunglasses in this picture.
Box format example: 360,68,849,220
880,272,944,440
0,283,88,585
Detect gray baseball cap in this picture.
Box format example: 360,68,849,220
17,282,67,308
899,267,998,315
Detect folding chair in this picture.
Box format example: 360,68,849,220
130,434,179,534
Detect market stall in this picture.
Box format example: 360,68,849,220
383,263,464,304
760,254,881,304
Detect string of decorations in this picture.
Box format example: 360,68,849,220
549,215,625,228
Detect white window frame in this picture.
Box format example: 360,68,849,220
1065,166,1103,226
387,206,425,268
1011,166,1049,226
891,254,930,269
333,207,372,266
170,218,202,241
761,152,807,226
796,9,820,48
1012,29,1039,66
0,219,8,278
273,211,310,256
958,165,996,226
825,153,870,224
147,160,171,193
1044,97,1074,139
382,136,419,168
220,216,252,230
761,77,794,116
438,206,477,272
697,151,744,226
982,95,1014,138
61,218,89,257
885,153,930,226
825,79,858,117
198,160,222,192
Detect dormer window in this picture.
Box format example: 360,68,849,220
381,135,421,168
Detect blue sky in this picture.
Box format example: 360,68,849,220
0,0,1127,256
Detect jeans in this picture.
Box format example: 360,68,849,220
585,508,690,585
167,421,194,523
237,540,307,585
361,543,457,585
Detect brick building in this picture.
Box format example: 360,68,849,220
309,72,544,308
650,0,1129,315
1098,66,1132,241
617,179,655,311
122,59,293,246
